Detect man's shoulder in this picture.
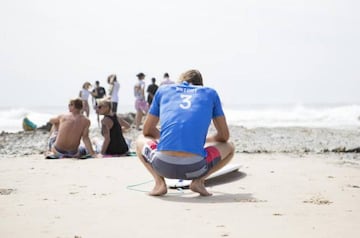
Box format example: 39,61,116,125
70,113,90,123
60,113,71,119
80,116,91,126
200,86,218,93
81,115,91,121
149,84,158,89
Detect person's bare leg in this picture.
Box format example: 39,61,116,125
204,141,235,177
190,178,212,196
97,113,100,128
190,142,235,196
136,135,167,196
149,176,167,196
135,110,143,130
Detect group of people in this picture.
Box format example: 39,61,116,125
133,72,175,130
78,75,118,125
46,74,128,159
46,69,235,197
46,97,130,159
46,72,174,158
77,72,174,130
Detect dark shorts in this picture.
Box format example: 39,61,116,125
48,136,57,150
111,102,118,113
141,141,221,180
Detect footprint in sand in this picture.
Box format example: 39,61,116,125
0,188,15,195
303,195,332,205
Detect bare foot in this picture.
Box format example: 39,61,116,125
190,179,212,196
149,182,167,196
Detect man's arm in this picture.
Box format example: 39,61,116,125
143,114,160,139
206,116,230,143
100,118,112,154
49,115,61,125
82,120,96,156
118,116,131,133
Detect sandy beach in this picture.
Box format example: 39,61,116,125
1,126,360,237
1,153,360,237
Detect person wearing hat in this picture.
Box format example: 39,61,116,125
135,69,234,196
134,72,148,130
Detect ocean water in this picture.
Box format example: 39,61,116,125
224,103,360,129
0,104,135,133
1,103,360,133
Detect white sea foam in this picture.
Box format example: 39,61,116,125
0,104,134,133
1,104,359,133
224,104,360,129
0,107,55,133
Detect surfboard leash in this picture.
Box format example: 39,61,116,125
126,180,185,194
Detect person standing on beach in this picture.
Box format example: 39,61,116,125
95,98,130,156
107,74,120,114
47,98,97,158
79,82,92,117
134,72,148,130
160,72,174,86
146,77,158,106
136,69,235,196
92,80,107,126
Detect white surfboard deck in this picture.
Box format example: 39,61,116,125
165,163,242,189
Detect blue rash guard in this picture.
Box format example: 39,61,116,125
148,82,225,157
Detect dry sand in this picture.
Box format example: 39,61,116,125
1,153,360,238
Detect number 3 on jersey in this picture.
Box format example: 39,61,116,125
179,94,192,109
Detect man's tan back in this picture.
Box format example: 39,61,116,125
55,113,90,152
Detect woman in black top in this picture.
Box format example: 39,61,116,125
96,99,130,155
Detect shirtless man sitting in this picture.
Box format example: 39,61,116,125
47,98,97,158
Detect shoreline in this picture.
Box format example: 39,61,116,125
1,125,360,157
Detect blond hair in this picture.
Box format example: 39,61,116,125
82,82,91,89
97,98,112,109
178,69,203,86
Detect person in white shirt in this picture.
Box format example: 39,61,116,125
160,72,175,86
79,82,92,117
107,74,120,113
134,72,148,130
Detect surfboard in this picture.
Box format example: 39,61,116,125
165,163,242,189
22,117,37,131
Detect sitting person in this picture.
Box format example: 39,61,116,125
95,98,131,156
47,98,97,158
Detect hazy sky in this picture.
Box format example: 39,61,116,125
1,0,359,108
